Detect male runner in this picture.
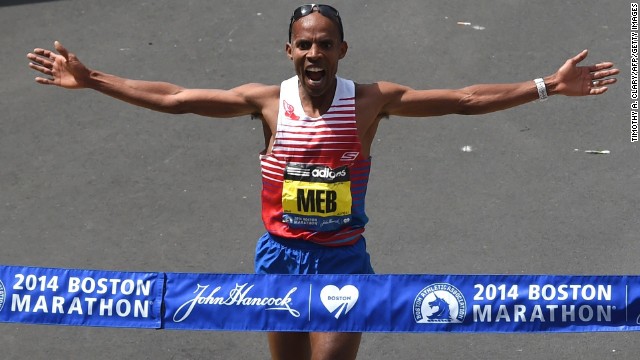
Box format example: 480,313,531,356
27,4,618,360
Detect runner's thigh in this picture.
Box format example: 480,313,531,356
267,332,311,360
309,332,362,360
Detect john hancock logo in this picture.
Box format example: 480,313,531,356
320,285,359,319
172,283,301,323
413,283,466,323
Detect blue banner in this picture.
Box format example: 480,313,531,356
0,266,163,328
3,264,640,333
162,273,640,333
163,273,391,332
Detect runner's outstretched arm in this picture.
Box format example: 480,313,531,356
378,50,619,118
27,41,269,118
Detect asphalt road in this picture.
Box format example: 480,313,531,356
1,0,637,359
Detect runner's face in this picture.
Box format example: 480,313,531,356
286,13,348,98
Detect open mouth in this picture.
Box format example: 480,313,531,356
305,67,325,84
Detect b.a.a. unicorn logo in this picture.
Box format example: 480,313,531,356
413,283,466,323
0,279,5,312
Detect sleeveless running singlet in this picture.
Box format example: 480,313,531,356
260,76,371,246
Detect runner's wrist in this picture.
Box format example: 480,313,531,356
542,75,559,96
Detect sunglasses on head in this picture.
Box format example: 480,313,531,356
288,4,344,42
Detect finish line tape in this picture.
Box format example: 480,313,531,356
1,264,640,333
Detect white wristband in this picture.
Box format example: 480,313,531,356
534,78,548,102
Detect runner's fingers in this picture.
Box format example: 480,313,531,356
28,61,53,76
596,78,617,86
569,49,588,65
588,62,614,72
27,53,54,69
589,86,609,95
33,47,57,60
34,76,55,85
593,68,620,80
589,78,616,89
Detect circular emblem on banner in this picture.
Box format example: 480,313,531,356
0,279,5,312
413,283,466,323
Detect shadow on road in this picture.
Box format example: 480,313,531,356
1,0,60,7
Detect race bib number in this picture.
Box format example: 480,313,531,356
282,163,352,231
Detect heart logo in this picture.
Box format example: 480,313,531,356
320,285,359,319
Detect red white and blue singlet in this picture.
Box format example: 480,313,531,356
260,76,371,246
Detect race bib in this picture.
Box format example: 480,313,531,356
282,163,352,231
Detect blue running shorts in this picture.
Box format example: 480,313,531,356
254,232,375,275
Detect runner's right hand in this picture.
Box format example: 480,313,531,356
27,41,90,89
